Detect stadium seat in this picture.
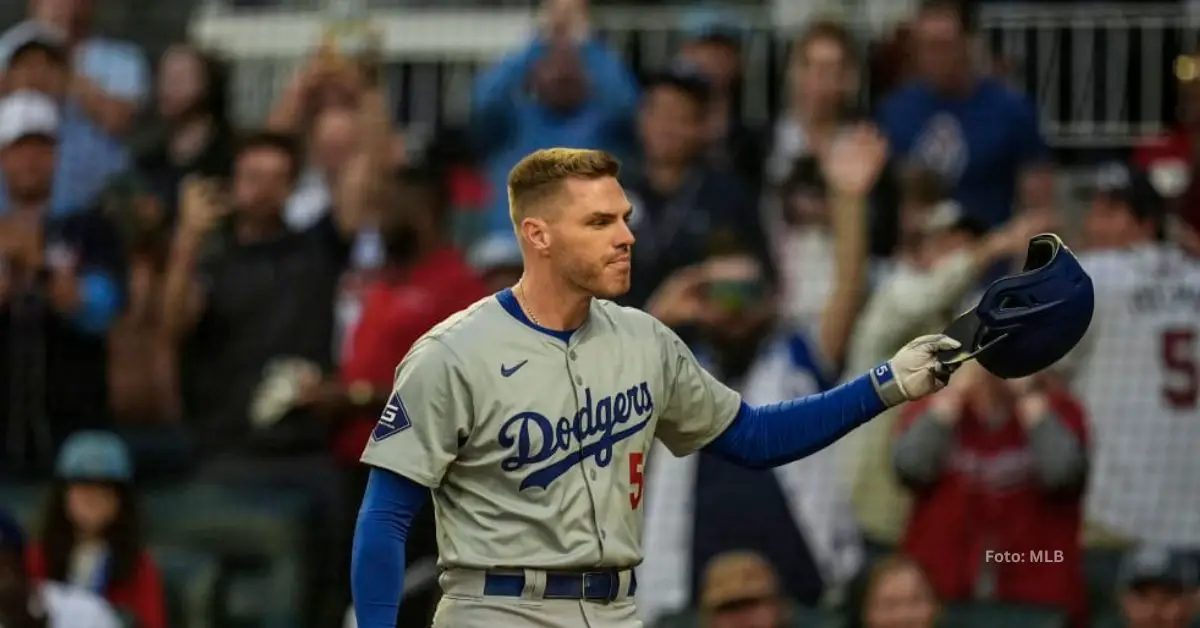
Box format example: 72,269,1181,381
140,484,312,628
0,482,47,530
940,602,1067,628
1090,610,1124,628
652,602,843,628
151,546,220,628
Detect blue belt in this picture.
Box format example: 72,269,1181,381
482,570,637,601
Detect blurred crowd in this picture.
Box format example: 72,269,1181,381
0,0,1198,627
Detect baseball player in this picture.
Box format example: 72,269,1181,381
351,143,959,628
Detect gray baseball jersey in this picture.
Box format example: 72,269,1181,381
360,292,742,569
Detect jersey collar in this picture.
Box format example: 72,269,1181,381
495,287,577,342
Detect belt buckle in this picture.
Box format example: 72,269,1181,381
584,572,616,602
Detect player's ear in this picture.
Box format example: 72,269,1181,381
521,217,552,252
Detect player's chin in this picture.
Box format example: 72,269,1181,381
593,263,631,298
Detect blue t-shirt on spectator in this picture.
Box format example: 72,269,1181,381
877,77,1049,227
0,36,149,216
470,38,639,235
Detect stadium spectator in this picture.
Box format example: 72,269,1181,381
0,20,67,98
305,164,488,625
877,0,1053,229
267,44,375,136
639,252,860,621
286,106,359,230
762,20,863,359
841,199,1051,549
470,0,638,235
859,555,940,628
267,41,400,232
697,551,789,628
763,20,860,194
160,130,365,627
1111,546,1198,628
26,431,165,628
640,129,887,621
135,42,236,221
105,44,237,426
621,61,769,312
105,189,178,426
674,8,765,184
0,90,124,475
1060,162,1200,552
0,507,121,628
893,362,1089,625
0,0,149,215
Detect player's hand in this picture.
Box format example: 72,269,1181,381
927,359,982,421
822,123,889,199
883,334,962,405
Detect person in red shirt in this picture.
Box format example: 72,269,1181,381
892,361,1089,626
27,431,166,628
298,163,488,626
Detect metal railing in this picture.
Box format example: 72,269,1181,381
191,3,1200,147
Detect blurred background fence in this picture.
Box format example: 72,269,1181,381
178,2,1200,151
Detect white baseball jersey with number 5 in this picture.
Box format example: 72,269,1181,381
1066,244,1200,546
360,291,743,569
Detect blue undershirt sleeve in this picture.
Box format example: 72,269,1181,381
703,372,887,469
351,467,430,628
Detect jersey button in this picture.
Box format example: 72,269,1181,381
569,350,577,360
575,375,583,385
600,530,607,539
590,470,597,480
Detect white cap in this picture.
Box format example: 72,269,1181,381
0,20,66,70
0,90,60,149
468,232,523,273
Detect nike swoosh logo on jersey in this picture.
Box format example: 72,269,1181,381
500,360,529,377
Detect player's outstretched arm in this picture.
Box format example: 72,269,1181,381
702,335,959,469
351,468,429,628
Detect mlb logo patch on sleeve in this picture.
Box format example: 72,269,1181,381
372,392,413,442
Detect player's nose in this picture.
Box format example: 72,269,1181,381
614,218,635,248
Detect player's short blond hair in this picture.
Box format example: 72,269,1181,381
507,148,621,225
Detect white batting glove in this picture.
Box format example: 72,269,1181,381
870,334,962,407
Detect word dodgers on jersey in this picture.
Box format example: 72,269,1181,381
500,382,654,490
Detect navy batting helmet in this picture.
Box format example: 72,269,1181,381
936,233,1094,379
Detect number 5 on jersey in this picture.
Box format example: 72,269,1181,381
1162,328,1198,409
629,452,645,509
